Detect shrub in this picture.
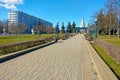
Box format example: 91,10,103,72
0,37,54,55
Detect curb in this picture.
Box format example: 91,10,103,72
86,41,103,80
0,41,55,63
87,41,118,80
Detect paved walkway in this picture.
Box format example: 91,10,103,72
0,34,118,80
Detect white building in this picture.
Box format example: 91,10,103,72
80,17,85,28
8,11,53,34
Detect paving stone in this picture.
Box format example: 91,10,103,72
0,34,117,80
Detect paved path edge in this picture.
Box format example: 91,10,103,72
0,41,56,63
87,41,118,80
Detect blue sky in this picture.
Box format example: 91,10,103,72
0,0,105,28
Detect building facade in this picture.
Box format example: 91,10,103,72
8,11,53,34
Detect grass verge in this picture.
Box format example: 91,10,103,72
91,43,120,79
0,34,56,45
98,35,120,47
0,34,65,45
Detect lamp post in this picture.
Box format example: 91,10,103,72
55,22,59,42
118,0,120,38
94,19,98,39
3,20,7,35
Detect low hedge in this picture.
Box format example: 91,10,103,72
0,37,54,55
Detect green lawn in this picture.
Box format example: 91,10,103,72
0,34,64,45
92,43,120,79
98,35,120,47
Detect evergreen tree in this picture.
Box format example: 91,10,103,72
71,22,76,33
61,22,65,33
55,22,59,34
66,22,71,33
97,10,106,34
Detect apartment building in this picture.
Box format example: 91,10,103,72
8,11,53,34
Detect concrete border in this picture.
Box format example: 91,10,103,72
0,41,55,63
87,41,118,80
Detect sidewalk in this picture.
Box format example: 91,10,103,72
0,34,118,80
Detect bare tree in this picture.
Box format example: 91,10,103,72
34,24,42,36
0,20,8,34
105,11,117,35
8,23,19,35
89,0,120,36
104,0,120,36
47,26,53,34
90,11,99,23
34,24,54,34
49,27,55,33
4,21,8,34
41,25,46,33
19,23,28,34
116,0,120,38
105,0,112,36
0,22,3,33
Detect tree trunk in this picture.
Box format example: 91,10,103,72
118,27,120,38
113,28,115,35
109,27,111,37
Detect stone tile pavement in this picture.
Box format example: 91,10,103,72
0,34,118,80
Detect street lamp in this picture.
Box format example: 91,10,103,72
94,19,98,39
55,22,59,42
118,0,120,38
